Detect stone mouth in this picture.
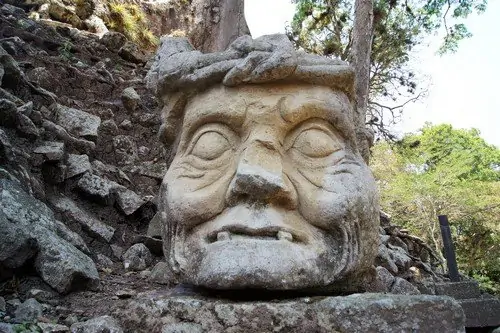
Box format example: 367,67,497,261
207,226,304,244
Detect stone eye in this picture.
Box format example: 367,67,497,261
292,129,341,158
191,131,231,160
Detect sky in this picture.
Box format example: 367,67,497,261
245,0,500,148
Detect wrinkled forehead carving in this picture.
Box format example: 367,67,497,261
146,34,356,157
180,85,357,147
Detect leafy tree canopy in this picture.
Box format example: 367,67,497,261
287,0,487,138
371,124,500,293
398,123,500,181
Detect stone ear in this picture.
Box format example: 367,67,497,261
356,127,375,164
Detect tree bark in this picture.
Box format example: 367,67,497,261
350,0,374,161
351,0,374,127
143,0,250,53
190,0,250,52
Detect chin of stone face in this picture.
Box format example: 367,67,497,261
149,35,380,292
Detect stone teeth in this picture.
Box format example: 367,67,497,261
277,231,293,242
217,231,231,241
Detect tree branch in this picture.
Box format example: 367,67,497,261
369,91,423,111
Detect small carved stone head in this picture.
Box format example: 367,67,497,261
147,34,379,291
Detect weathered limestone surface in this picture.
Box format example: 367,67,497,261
148,34,379,291
115,291,465,333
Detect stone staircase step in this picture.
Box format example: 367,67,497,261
459,298,500,328
435,281,481,299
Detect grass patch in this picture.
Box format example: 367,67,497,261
104,1,159,49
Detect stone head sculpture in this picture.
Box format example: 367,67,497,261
146,34,379,291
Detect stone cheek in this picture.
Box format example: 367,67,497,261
158,83,380,291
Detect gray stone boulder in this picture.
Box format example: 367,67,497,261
49,195,115,243
123,243,153,271
147,212,162,238
149,262,172,285
0,128,13,162
75,172,143,215
96,253,114,269
368,266,396,292
118,42,146,64
66,154,91,178
33,141,65,166
0,99,18,127
52,104,101,141
84,15,108,37
16,113,39,139
76,172,119,206
0,323,14,333
132,235,162,256
121,87,140,113
70,316,123,333
14,298,42,323
99,119,118,135
112,135,138,165
48,0,84,29
100,31,127,52
37,323,70,332
0,211,39,270
115,188,144,215
390,277,421,295
0,179,99,293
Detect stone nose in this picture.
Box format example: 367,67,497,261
226,140,297,208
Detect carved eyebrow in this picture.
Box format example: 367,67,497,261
279,96,356,142
179,97,246,150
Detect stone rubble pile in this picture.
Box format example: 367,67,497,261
370,212,448,295
0,3,164,330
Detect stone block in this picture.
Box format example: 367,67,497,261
435,281,481,300
113,292,465,333
459,298,500,328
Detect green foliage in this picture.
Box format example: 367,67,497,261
58,41,75,61
13,323,42,333
371,124,500,293
398,124,500,181
288,0,487,138
104,1,159,49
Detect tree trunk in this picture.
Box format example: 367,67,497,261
350,0,374,161
143,0,250,53
351,0,374,127
190,0,250,52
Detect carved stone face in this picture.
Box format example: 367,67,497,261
160,83,379,290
